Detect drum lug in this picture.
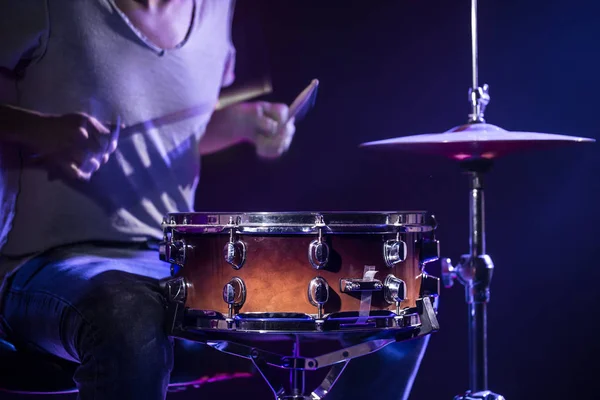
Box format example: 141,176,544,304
308,228,329,270
161,276,188,304
307,277,330,319
223,229,246,270
383,274,406,315
223,277,247,319
383,234,407,267
159,276,188,334
160,239,189,266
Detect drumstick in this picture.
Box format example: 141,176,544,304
118,75,274,137
284,79,319,124
216,75,273,110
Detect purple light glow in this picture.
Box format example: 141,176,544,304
167,371,254,389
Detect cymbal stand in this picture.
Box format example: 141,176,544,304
440,0,505,399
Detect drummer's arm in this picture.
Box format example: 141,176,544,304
199,101,292,156
198,104,252,155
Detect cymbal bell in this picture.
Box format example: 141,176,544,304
360,123,595,160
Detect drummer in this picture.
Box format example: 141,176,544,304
0,1,295,398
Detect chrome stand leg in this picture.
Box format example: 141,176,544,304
250,356,348,400
169,299,439,399
310,362,349,400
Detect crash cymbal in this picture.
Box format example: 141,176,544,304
360,122,595,160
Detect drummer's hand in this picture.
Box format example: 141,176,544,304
236,101,296,159
25,112,120,181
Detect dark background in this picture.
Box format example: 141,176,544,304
198,0,600,399
5,0,598,399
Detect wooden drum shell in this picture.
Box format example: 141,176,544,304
176,232,425,316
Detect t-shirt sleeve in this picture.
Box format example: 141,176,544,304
220,0,236,88
0,0,49,73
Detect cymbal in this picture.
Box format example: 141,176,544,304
360,123,595,160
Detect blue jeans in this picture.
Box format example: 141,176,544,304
0,242,429,400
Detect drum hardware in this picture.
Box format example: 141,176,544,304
326,310,416,330
160,211,437,234
178,308,421,333
418,237,441,265
209,337,393,400
418,273,441,298
383,274,406,315
223,277,247,321
170,297,438,400
339,277,383,293
308,228,329,270
440,254,492,297
307,277,329,320
162,276,188,303
159,276,188,333
159,238,189,267
443,159,499,399
223,227,247,270
383,233,407,267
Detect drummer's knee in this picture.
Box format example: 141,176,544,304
75,270,173,370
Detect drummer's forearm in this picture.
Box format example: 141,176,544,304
198,107,249,156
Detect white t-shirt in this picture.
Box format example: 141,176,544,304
0,0,236,270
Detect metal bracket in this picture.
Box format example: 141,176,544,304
416,296,440,334
418,237,440,266
419,273,440,298
210,337,395,372
468,84,490,123
441,254,494,304
339,278,383,293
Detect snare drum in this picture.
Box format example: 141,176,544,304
159,211,440,339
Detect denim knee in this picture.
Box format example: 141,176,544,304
74,270,173,370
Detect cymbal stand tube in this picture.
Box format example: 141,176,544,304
448,159,505,400
467,169,487,392
468,0,490,124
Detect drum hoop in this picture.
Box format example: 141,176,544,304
162,211,437,234
181,309,422,333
